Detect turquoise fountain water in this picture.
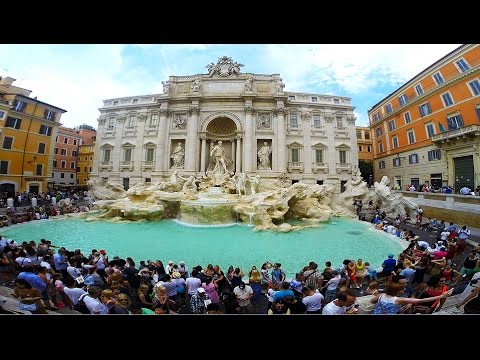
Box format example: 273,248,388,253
1,217,404,279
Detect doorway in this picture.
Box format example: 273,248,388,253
0,183,15,198
454,156,474,193
123,178,130,191
29,184,40,194
430,173,442,190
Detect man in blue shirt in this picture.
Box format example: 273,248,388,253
53,248,69,278
381,254,397,278
17,265,57,311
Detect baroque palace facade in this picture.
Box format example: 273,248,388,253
92,57,358,192
368,44,480,192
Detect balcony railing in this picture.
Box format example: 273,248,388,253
287,161,304,173
336,162,352,173
99,161,113,171
431,124,480,142
312,162,328,174
142,161,155,170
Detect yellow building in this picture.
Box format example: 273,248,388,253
0,76,66,195
77,144,95,187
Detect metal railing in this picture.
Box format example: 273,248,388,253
431,124,480,142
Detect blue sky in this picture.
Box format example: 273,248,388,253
0,44,461,128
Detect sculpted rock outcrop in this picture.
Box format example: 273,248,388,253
374,176,418,219
88,178,127,200
87,169,419,232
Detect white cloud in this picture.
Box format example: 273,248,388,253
261,44,461,94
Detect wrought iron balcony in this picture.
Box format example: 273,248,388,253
431,124,480,143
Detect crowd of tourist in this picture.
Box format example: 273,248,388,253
394,183,480,195
0,214,479,315
0,191,479,315
0,190,92,228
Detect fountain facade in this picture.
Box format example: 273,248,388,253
92,56,359,194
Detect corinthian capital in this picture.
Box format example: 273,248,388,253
97,116,106,125
158,109,171,116
324,114,334,123
273,107,285,115
301,112,311,120
244,106,255,114
188,107,200,116
346,115,357,124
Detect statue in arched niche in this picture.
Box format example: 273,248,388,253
257,142,272,170
170,142,185,168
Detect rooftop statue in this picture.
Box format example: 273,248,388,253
206,56,244,77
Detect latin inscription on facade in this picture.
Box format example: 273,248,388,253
204,82,244,93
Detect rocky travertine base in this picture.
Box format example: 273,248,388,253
86,170,420,232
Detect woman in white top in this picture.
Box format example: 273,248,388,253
301,286,324,314
261,262,272,289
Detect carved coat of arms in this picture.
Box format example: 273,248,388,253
206,56,244,77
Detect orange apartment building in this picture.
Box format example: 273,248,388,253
52,127,82,187
0,76,66,196
356,127,373,162
356,126,374,184
368,44,480,193
75,124,97,187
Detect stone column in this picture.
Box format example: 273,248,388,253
113,115,126,174
91,116,106,177
135,114,147,172
244,105,254,172
347,115,358,169
323,113,336,175
274,106,286,172
236,137,242,173
302,112,312,174
200,135,207,173
185,106,200,172
208,140,215,171
155,109,170,172
231,138,236,169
